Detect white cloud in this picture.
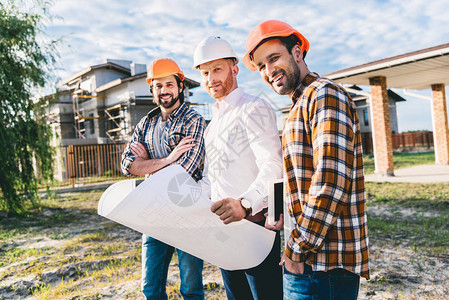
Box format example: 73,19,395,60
45,0,449,131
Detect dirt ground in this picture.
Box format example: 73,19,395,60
1,193,448,299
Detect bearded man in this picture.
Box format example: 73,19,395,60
121,58,206,300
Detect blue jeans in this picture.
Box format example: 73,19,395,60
220,230,283,300
283,263,360,300
141,235,204,300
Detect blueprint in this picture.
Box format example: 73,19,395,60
98,165,276,270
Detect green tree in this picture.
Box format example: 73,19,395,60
0,0,58,214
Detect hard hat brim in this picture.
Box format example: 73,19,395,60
146,72,185,84
243,30,309,71
192,57,239,70
192,36,239,70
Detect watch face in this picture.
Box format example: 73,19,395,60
241,198,251,209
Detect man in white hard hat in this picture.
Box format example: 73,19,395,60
121,58,206,299
193,36,283,300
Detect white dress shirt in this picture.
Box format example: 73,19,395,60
204,87,282,215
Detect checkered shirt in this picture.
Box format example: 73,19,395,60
283,72,370,279
121,103,206,181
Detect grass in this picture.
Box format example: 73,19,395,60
0,189,225,299
1,171,448,298
364,180,449,298
363,151,435,174
366,181,449,255
367,213,449,255
0,247,54,268
366,181,449,210
0,189,144,299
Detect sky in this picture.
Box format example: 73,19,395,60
39,0,449,132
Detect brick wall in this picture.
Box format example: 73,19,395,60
431,84,449,164
369,76,394,175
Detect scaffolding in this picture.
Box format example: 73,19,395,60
72,91,104,139
186,101,212,120
105,103,128,142
70,90,210,143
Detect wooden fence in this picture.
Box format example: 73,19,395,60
361,131,434,154
58,143,128,187
56,131,433,186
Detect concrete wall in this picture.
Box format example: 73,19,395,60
93,69,129,90
127,78,150,98
355,97,400,134
50,62,199,145
104,85,130,108
389,98,399,133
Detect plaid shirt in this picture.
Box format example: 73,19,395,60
121,103,206,181
283,72,370,279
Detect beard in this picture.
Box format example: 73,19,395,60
206,66,235,100
157,93,179,109
271,56,301,96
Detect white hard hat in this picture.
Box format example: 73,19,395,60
192,36,239,69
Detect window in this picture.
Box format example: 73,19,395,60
363,109,369,126
89,113,95,134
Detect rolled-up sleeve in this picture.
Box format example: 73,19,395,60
121,118,145,176
176,114,206,181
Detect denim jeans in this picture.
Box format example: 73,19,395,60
283,263,360,300
141,235,204,300
220,230,283,300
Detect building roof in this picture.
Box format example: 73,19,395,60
347,85,405,102
279,86,405,114
59,62,131,86
387,89,406,102
95,72,200,93
325,43,449,90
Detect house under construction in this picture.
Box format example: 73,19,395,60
46,59,204,183
47,58,202,146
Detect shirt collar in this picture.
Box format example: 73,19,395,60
291,72,320,105
169,102,188,120
212,87,243,116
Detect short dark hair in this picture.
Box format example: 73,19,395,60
228,57,238,65
251,35,307,61
150,75,185,103
174,76,185,103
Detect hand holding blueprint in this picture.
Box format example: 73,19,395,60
98,165,276,270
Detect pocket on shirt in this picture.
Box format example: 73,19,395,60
168,131,185,150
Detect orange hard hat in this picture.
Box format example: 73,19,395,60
146,58,185,84
243,20,310,71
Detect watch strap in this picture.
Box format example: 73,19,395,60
240,198,252,218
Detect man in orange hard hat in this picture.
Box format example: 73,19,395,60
121,58,206,299
193,36,283,300
244,20,370,299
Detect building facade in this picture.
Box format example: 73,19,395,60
47,59,200,146
280,85,406,154
46,59,201,181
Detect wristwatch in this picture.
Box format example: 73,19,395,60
240,198,252,218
